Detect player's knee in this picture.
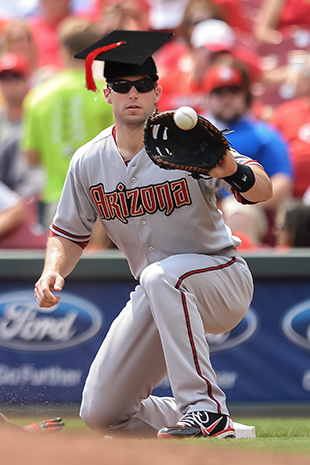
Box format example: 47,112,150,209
80,384,133,431
140,262,168,292
80,398,120,431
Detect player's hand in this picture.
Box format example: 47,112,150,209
34,273,64,308
23,418,65,433
208,150,238,179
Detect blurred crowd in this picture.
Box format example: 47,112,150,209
0,0,310,251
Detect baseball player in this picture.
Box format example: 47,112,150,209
34,30,272,439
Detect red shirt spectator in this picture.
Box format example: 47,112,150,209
270,97,310,198
27,0,74,69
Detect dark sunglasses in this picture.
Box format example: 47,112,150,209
108,79,156,94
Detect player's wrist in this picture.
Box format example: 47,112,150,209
223,163,255,192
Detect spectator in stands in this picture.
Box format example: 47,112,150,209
177,0,249,39
0,133,44,199
1,18,57,87
253,0,310,45
0,52,44,198
0,53,29,146
0,180,47,249
1,19,39,76
204,61,293,247
188,16,310,119
155,0,226,73
270,87,310,199
91,0,150,32
156,0,250,73
22,17,114,230
190,19,262,86
274,198,310,248
251,0,310,112
27,0,75,70
158,18,262,114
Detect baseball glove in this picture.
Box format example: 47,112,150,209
24,417,65,433
143,111,231,178
0,413,65,433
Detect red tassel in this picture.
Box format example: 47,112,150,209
85,41,126,92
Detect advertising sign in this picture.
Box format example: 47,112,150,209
0,279,309,405
0,281,133,404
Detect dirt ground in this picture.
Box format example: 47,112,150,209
0,429,309,465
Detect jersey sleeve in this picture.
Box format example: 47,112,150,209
49,153,97,245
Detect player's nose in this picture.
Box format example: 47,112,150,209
128,85,139,97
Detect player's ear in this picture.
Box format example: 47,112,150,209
103,87,112,104
154,84,162,104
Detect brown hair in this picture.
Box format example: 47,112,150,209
58,17,100,56
1,19,38,71
177,0,224,45
281,200,310,247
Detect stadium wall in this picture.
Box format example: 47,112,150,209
0,249,309,414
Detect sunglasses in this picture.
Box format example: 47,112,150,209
108,79,156,94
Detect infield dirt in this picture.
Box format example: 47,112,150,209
0,429,309,465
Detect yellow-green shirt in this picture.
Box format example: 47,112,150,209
22,69,114,203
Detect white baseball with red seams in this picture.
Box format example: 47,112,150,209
51,125,262,437
173,106,198,130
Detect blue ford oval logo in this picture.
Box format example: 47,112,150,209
206,308,259,353
0,290,104,351
282,299,310,351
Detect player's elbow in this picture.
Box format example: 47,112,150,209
249,167,273,202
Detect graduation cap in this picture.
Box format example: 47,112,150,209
74,30,172,92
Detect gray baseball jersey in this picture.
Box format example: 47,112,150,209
51,126,260,279
51,126,258,436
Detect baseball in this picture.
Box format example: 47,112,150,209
173,106,198,130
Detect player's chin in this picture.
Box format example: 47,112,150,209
125,113,147,125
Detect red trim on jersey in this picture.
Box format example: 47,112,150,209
175,256,237,414
112,126,130,165
231,189,256,205
49,228,90,249
175,256,236,289
180,289,222,413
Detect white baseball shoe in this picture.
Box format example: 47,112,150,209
157,411,236,439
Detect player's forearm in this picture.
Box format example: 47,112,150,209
240,165,273,203
211,152,273,202
42,236,83,279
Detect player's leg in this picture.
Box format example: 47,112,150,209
79,285,181,437
139,253,253,437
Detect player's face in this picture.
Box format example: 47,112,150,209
208,86,247,123
104,75,162,127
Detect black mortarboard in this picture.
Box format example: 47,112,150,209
74,30,172,92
